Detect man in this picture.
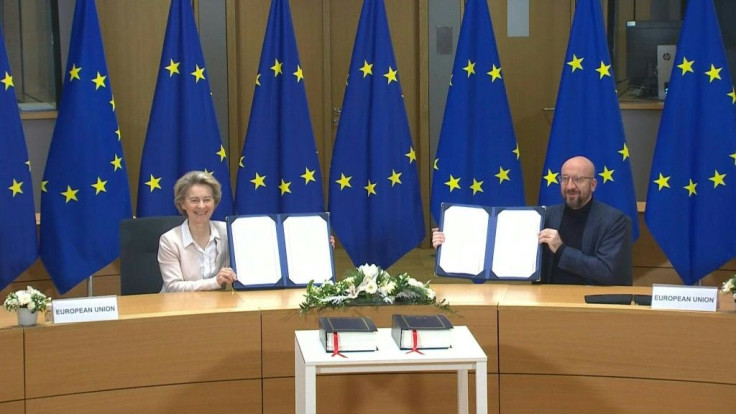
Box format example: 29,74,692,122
432,156,632,285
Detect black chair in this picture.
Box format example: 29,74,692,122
119,216,184,295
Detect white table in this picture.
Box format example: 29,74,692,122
294,326,487,414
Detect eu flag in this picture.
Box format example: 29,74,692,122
328,0,425,269
137,0,234,219
645,0,736,285
430,0,525,221
236,0,324,214
39,0,132,294
539,0,639,239
0,25,37,290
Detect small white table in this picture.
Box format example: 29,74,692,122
294,326,487,414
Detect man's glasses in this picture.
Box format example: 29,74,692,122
560,175,594,185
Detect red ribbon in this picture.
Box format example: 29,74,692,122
406,330,424,355
331,333,346,358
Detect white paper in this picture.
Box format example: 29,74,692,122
491,209,541,278
283,215,333,284
230,216,282,286
438,205,489,275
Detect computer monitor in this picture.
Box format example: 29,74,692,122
626,21,681,99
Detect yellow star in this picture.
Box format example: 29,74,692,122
653,173,670,190
115,128,121,141
1,72,13,90
598,166,615,183
336,173,352,190
595,61,611,79
110,97,115,111
110,154,123,171
239,156,244,168
677,57,694,76
618,143,630,161
165,59,180,77
8,179,23,196
255,73,261,86
495,167,510,183
705,64,722,83
512,144,520,160
684,179,697,196
730,151,736,165
359,60,373,78
293,65,304,83
463,60,476,78
61,185,79,203
388,169,402,186
384,66,398,84
567,54,583,72
364,180,377,196
145,175,162,192
405,147,417,163
68,64,81,81
191,65,206,82
203,169,213,175
301,167,316,184
216,145,227,162
92,72,107,89
709,170,726,188
278,179,292,195
271,59,283,77
470,179,483,195
91,177,107,195
25,160,31,171
543,169,559,186
41,180,48,192
486,64,502,82
433,158,439,170
729,87,736,104
251,173,266,189
444,175,461,192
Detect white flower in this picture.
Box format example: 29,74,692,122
407,278,424,288
426,288,436,300
358,264,379,279
364,280,378,294
17,292,31,306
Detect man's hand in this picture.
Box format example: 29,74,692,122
538,228,563,253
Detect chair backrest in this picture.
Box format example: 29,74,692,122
119,216,185,295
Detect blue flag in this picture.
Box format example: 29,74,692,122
39,0,132,294
137,0,234,219
236,0,324,214
328,0,425,269
0,26,38,289
539,0,639,239
430,0,525,221
645,0,736,285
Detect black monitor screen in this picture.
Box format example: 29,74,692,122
625,20,681,97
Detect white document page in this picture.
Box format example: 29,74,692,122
438,205,489,275
491,209,541,278
230,216,282,286
283,215,333,284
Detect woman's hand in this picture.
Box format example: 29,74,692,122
431,227,445,249
216,267,237,287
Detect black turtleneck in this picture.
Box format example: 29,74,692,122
551,199,593,284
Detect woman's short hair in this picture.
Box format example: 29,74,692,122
173,171,222,216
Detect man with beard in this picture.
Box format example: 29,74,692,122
431,156,632,285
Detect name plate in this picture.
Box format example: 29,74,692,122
651,284,718,312
52,296,119,324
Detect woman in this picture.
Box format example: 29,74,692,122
158,171,237,292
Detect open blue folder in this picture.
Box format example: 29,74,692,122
226,212,335,290
435,203,544,283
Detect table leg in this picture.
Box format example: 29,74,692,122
475,361,487,414
295,337,317,414
457,368,469,414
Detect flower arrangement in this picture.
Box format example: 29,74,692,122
720,275,736,300
3,286,51,313
299,264,449,314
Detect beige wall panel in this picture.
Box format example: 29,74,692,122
97,1,170,209
264,373,499,414
24,311,261,398
499,296,736,384
0,329,23,403
500,374,736,413
491,1,573,204
25,380,261,414
0,401,23,414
